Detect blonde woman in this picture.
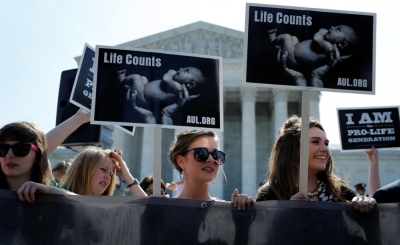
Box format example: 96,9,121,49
17,146,147,203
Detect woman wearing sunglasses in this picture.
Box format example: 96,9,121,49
0,109,90,189
0,121,55,192
169,130,254,210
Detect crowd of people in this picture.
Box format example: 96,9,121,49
0,109,398,213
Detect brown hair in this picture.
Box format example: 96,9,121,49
52,160,72,173
169,130,218,175
256,115,348,202
0,122,51,189
139,174,166,193
60,146,116,195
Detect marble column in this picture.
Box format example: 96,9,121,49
310,91,321,120
240,87,257,196
272,89,288,133
140,127,154,180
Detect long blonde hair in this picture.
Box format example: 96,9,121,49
60,146,116,195
256,115,348,202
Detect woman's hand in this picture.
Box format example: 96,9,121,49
110,151,147,197
365,147,379,166
74,108,91,124
17,181,75,204
17,181,48,204
110,151,132,182
231,189,255,210
352,196,376,212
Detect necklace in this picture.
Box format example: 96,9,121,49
307,180,323,198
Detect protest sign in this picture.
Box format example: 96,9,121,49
70,43,135,135
244,3,376,94
337,106,400,150
92,46,223,131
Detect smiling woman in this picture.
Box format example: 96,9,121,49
256,115,376,212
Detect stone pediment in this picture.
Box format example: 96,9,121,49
75,21,243,64
117,21,244,59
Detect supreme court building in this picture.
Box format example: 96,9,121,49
50,21,400,199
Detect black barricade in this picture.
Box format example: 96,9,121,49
0,190,399,245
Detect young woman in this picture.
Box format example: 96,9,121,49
0,121,52,191
0,109,91,201
255,115,376,212
169,130,254,210
16,146,147,203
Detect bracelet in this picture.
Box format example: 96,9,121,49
127,178,139,188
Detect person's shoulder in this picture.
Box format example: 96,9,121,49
373,179,400,203
256,185,277,201
339,184,356,201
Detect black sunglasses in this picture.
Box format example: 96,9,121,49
0,143,39,157
184,147,225,165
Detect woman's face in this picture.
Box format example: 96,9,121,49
90,157,114,195
178,136,220,184
308,127,330,175
0,141,37,181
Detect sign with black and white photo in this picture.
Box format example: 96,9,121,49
91,45,223,131
70,43,135,135
337,107,400,151
244,3,376,94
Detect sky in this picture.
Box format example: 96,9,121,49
1,0,399,145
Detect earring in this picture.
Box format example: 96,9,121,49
181,169,186,180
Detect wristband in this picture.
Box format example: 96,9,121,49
127,178,139,188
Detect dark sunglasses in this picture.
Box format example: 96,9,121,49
0,143,39,157
184,147,225,165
